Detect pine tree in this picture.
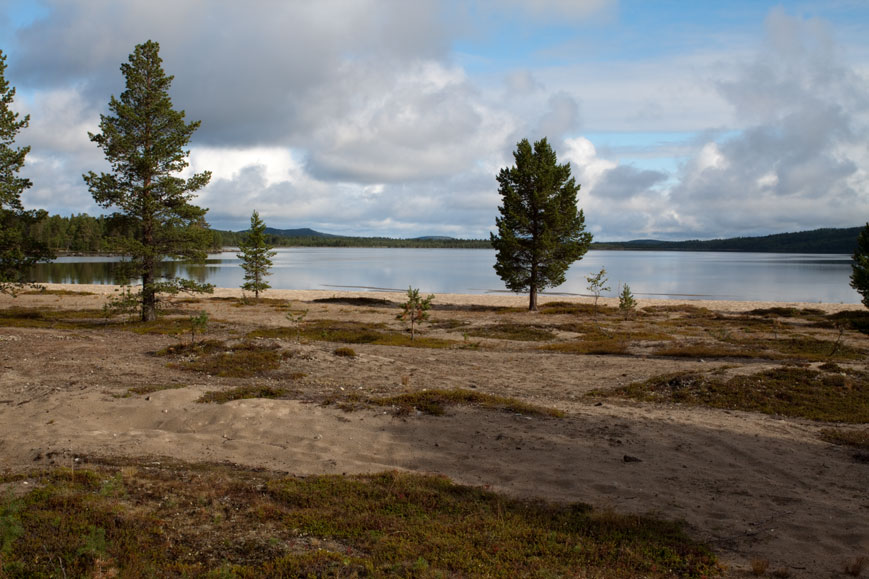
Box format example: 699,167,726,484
237,210,276,300
491,138,592,311
850,223,869,308
0,49,52,295
84,40,212,321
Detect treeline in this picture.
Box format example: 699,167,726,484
215,229,491,249
594,227,863,254
23,212,864,255
25,213,223,253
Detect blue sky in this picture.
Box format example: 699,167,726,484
1,0,868,240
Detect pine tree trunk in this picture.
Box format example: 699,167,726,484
529,286,538,311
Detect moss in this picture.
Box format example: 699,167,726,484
126,383,187,396
465,323,557,342
542,338,629,355
323,388,565,418
249,320,458,349
198,385,291,404
170,341,285,377
0,461,720,577
594,366,869,423
819,428,869,450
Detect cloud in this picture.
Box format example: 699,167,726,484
661,7,869,238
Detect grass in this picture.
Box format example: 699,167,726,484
197,385,292,404
0,461,719,577
169,341,286,378
333,346,357,357
465,323,557,341
324,388,565,418
592,366,869,423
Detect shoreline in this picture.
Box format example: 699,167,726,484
32,282,865,314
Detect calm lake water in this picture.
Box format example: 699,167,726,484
29,248,860,304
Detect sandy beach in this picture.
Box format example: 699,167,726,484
1,283,867,577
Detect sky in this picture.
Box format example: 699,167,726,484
1,0,868,241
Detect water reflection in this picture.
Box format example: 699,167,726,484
29,249,860,304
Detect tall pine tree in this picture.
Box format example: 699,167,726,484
84,40,212,321
237,210,276,300
850,223,869,308
491,138,592,311
0,49,52,295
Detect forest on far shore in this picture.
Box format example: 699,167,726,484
23,212,863,255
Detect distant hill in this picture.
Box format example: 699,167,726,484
216,225,864,253
263,227,337,238
593,227,863,254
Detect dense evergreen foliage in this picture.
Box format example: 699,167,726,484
83,41,213,320
596,227,863,254
238,210,276,299
0,50,53,294
851,223,869,308
491,138,592,310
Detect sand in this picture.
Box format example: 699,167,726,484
0,283,866,577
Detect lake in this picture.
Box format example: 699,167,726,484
33,247,860,303
29,248,860,304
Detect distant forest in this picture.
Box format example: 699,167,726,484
23,213,864,255
594,227,864,254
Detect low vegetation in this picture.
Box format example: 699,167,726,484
249,320,458,349
0,461,719,577
125,383,187,396
198,384,292,404
324,388,565,418
819,428,869,450
465,322,557,341
167,341,287,378
593,366,869,423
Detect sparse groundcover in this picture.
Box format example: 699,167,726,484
125,383,187,396
653,334,864,361
0,306,108,328
249,320,457,349
543,338,629,355
154,339,225,357
21,289,96,296
197,384,292,404
592,366,869,423
323,388,565,418
819,428,869,450
311,296,396,307
826,309,869,333
747,307,826,318
538,301,618,316
168,341,287,378
0,462,720,577
465,323,557,341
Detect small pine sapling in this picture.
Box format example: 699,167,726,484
102,286,139,323
189,311,209,345
618,283,637,319
586,267,610,315
397,286,434,341
285,305,308,342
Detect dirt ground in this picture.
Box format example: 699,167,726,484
1,284,867,577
